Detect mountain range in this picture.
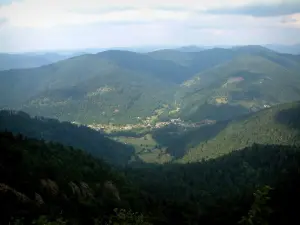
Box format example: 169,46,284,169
1,45,300,125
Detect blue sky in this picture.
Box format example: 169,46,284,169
0,0,299,52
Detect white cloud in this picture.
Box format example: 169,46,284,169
0,0,288,28
0,0,299,51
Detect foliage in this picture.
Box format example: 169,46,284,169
157,101,300,162
0,110,136,165
239,186,272,225
2,131,300,224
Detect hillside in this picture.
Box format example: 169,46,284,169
0,51,180,124
0,53,70,70
0,110,136,165
177,53,300,122
2,131,300,224
0,131,145,225
129,143,300,225
160,101,300,162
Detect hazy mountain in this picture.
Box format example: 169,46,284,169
147,48,239,72
175,45,205,52
0,53,72,70
265,44,300,55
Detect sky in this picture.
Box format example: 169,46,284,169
0,0,299,52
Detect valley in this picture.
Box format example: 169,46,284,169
1,45,300,225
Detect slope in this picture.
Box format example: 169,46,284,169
162,101,300,162
0,110,136,165
2,132,300,225
177,53,300,122
0,51,182,124
128,143,300,225
0,131,144,224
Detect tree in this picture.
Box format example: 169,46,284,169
239,185,273,225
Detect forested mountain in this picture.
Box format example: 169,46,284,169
2,131,300,224
0,110,135,165
148,48,237,70
0,131,143,225
0,51,183,124
157,101,300,162
1,47,300,125
0,53,71,71
177,52,300,122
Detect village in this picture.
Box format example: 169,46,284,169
85,117,216,133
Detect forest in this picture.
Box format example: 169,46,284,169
1,131,300,225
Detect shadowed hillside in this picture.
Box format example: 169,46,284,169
160,101,300,162
0,110,136,165
2,131,300,225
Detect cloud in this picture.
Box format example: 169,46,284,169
0,0,299,52
0,1,192,28
207,0,300,17
0,0,288,28
0,17,7,24
281,17,298,23
279,13,300,27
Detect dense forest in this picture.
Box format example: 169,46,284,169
1,131,300,224
0,131,143,225
0,110,136,165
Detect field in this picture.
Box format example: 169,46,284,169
114,134,173,163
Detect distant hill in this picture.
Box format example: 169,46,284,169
0,110,136,165
148,48,237,71
0,53,71,70
175,45,205,52
1,47,300,125
161,101,300,162
265,44,300,55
